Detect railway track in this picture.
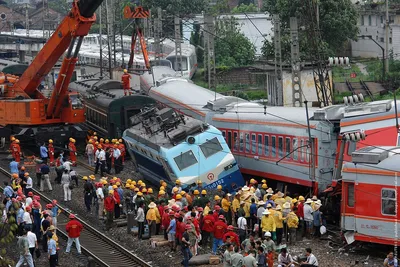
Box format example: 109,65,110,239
345,80,374,100
0,166,151,267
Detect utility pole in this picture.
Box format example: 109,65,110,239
153,7,162,65
174,16,183,77
25,3,29,37
273,14,283,106
290,17,302,107
385,0,390,74
204,14,216,98
99,0,113,78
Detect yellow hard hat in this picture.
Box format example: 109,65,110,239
115,142,119,145
262,184,268,189
82,176,88,180
134,188,139,192
142,188,147,193
93,136,98,140
72,139,76,143
113,177,118,181
116,182,121,186
105,139,109,143
89,175,95,180
148,188,153,194
217,185,222,190
89,139,93,143
138,180,142,184
175,180,181,185
159,190,165,195
119,139,123,143
102,180,108,185
123,69,128,73
201,190,207,195
100,138,104,142
137,192,143,196
180,191,186,195
69,137,73,141
261,179,266,184
162,182,167,187
127,179,132,183
49,139,53,143
160,186,165,191
197,180,202,184
250,178,256,184
15,139,19,143
109,190,114,194
176,194,182,200
194,190,199,195
11,137,15,141
214,195,221,201
141,183,146,187
131,181,137,186
299,196,305,201
173,187,178,193
112,185,117,189
292,198,298,204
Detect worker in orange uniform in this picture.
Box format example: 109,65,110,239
13,139,21,163
9,136,15,157
68,138,77,166
118,139,125,165
121,69,131,96
48,139,55,166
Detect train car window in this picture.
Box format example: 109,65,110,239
245,133,250,153
278,137,283,158
293,138,298,160
306,139,310,162
347,183,354,207
271,136,276,157
251,133,256,154
174,150,198,171
258,134,263,155
285,137,291,159
222,131,226,139
233,132,238,151
200,137,223,158
227,131,232,149
347,141,356,156
264,135,269,156
300,139,304,161
382,189,396,216
239,132,244,152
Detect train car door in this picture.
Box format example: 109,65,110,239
341,181,356,232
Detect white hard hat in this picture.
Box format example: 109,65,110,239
264,231,271,237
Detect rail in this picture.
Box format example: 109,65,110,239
360,80,374,100
0,166,151,267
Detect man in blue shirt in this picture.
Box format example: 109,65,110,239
249,198,257,233
3,181,14,198
47,232,58,267
40,143,48,161
10,158,18,174
166,211,177,252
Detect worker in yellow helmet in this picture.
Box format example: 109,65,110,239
122,68,131,96
171,179,182,195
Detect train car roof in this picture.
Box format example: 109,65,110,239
343,146,400,173
140,66,177,91
149,77,317,125
166,43,195,58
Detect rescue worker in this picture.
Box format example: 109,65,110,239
85,139,95,166
83,176,94,213
48,139,55,166
118,139,126,164
222,225,240,247
65,214,83,254
13,139,21,163
212,215,227,255
121,69,131,96
68,138,77,166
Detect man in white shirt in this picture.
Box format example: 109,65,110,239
113,145,121,174
26,229,38,257
237,214,247,244
63,160,73,172
95,148,106,176
300,248,318,267
278,248,295,267
24,173,33,196
96,183,105,219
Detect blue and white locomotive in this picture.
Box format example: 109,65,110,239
123,106,244,192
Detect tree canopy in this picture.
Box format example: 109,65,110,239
215,17,256,68
142,0,206,17
261,0,359,61
231,3,258,14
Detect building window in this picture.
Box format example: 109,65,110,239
368,15,372,26
361,15,364,26
380,37,384,43
390,37,392,44
347,183,355,207
382,189,396,215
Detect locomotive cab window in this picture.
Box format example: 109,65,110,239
174,150,198,171
200,137,223,158
382,189,396,216
70,94,83,109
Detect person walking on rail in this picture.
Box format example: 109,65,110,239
121,69,131,96
65,214,83,254
68,138,77,166
40,161,52,192
16,229,34,267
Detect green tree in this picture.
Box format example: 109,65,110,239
142,0,206,17
209,0,230,15
231,3,258,14
261,0,359,59
190,22,204,67
0,202,18,266
214,17,256,68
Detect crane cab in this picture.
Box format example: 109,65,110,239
60,92,85,123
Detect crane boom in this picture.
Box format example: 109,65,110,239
13,0,103,100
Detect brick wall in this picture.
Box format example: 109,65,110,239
216,67,266,86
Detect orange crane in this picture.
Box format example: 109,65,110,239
0,0,104,144
123,5,151,70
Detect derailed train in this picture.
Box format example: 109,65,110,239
142,67,400,246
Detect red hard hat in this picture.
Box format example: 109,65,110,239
215,205,221,211
46,204,53,209
174,212,180,218
69,214,76,219
227,225,234,231
185,224,192,230
218,215,225,220
169,210,175,216
172,205,180,212
28,192,33,197
197,207,203,212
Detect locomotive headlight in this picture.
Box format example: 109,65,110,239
74,113,77,117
